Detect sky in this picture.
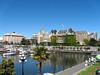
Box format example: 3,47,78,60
0,0,100,38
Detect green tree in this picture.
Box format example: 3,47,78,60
97,38,100,46
33,47,48,75
83,39,89,45
0,59,15,75
20,38,26,45
21,38,31,45
64,35,77,46
88,38,97,46
51,36,57,46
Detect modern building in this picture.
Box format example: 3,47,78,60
3,32,24,44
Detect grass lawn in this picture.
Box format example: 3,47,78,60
77,63,100,75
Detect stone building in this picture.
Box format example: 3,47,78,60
75,31,97,45
37,30,51,45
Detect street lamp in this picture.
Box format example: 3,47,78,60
19,54,27,75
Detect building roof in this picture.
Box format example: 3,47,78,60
76,31,88,34
4,32,23,36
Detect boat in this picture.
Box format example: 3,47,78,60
3,51,16,57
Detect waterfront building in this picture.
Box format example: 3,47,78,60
32,28,97,46
0,37,3,43
76,31,97,45
0,36,3,45
50,28,97,45
37,29,51,45
32,34,38,45
57,29,75,44
75,31,89,45
88,32,97,40
50,28,75,45
3,32,24,44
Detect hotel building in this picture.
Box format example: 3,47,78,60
33,28,98,46
50,28,97,45
3,32,24,44
50,28,75,44
76,31,97,45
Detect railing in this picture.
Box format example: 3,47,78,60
46,46,98,52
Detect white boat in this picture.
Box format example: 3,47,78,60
3,52,16,57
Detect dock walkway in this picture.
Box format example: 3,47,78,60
55,62,86,75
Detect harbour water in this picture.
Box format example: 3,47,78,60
0,52,90,75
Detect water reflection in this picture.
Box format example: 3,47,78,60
0,52,90,75
49,52,90,73
49,53,58,74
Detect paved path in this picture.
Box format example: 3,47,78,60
55,62,86,75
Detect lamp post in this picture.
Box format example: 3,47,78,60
19,53,27,75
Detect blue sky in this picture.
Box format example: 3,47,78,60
0,0,100,38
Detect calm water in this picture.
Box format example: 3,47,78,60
0,52,90,75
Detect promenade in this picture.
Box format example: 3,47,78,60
55,62,86,75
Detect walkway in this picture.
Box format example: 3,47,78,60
55,62,86,75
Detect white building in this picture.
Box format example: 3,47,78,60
0,37,3,45
0,37,3,42
37,30,51,44
88,32,97,40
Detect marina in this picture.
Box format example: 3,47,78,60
0,49,90,75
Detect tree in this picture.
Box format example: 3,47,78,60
20,38,26,45
3,41,8,45
88,38,97,46
33,47,48,75
0,59,15,75
64,35,77,46
83,39,89,45
50,36,57,46
20,38,31,45
97,38,100,46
